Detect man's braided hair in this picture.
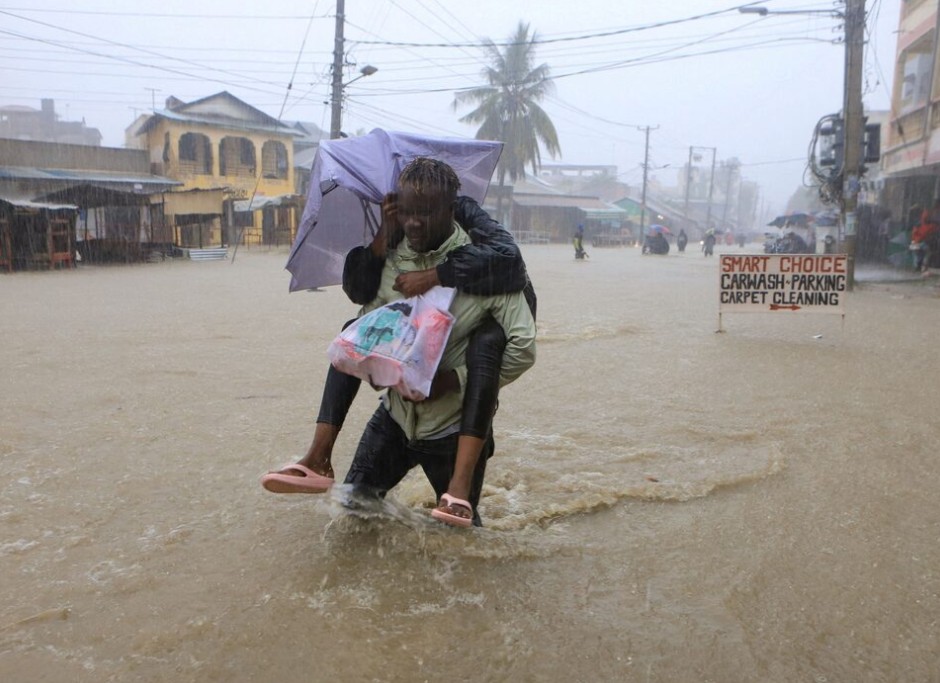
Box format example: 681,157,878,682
398,157,461,201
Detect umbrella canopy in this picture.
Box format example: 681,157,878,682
768,212,812,228
648,224,671,234
285,129,503,292
813,210,839,227
888,230,911,246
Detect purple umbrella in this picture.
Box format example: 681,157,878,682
286,129,503,292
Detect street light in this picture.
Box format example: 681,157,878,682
739,6,843,18
346,64,378,86
330,64,378,139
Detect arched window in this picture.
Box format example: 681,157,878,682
178,132,212,175
262,141,289,179
219,137,256,177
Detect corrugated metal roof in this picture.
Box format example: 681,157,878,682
136,110,301,138
0,196,77,210
233,194,300,212
513,193,627,213
0,165,180,190
293,146,318,170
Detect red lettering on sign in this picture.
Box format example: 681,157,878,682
721,255,769,273
779,255,847,274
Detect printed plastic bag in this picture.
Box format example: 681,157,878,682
327,287,456,401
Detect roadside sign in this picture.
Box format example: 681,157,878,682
719,254,847,319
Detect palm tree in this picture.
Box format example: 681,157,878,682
454,22,561,220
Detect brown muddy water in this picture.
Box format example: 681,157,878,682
1,245,938,682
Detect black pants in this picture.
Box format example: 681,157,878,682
344,406,495,526
317,317,509,438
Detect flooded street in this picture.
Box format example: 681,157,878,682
2,245,939,682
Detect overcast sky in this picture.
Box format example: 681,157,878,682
0,0,899,213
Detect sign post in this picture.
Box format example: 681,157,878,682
718,254,847,331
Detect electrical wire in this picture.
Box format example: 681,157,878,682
232,0,322,263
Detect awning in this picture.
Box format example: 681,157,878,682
513,193,626,211
0,196,78,211
233,194,299,212
0,165,180,193
34,185,153,208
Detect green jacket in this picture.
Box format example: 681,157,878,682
362,223,536,440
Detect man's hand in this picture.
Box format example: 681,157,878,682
393,269,441,297
403,369,458,403
370,192,403,259
427,369,458,400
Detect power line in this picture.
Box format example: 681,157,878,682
343,1,771,47
0,6,333,20
0,10,285,89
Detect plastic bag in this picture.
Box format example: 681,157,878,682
327,287,456,401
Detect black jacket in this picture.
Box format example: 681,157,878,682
342,196,536,316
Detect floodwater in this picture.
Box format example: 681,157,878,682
1,245,938,682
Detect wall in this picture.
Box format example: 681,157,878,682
0,139,150,174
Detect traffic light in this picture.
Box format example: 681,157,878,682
819,117,843,167
863,122,880,164
817,115,880,169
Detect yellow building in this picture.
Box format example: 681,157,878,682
126,92,301,248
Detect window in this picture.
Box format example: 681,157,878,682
262,140,289,179
220,136,255,177
178,132,212,174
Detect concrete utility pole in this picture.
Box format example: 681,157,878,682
683,146,694,221
721,159,739,228
841,0,866,290
638,125,658,244
704,147,717,232
329,0,346,140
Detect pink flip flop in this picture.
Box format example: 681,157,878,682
260,463,334,494
431,493,473,528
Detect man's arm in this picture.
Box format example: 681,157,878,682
343,195,531,303
342,194,400,305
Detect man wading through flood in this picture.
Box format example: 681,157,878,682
262,158,537,527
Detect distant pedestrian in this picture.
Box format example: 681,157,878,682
677,229,688,253
911,201,940,272
703,230,716,257
573,223,587,260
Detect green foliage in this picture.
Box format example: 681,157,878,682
453,22,561,186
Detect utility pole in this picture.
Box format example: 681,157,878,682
329,0,346,140
841,0,865,290
144,87,159,112
704,147,717,232
638,125,658,245
741,2,865,286
683,146,694,222
721,159,739,229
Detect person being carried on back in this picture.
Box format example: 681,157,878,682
262,157,537,528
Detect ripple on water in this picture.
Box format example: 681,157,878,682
479,433,787,530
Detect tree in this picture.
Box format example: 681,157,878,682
453,22,561,220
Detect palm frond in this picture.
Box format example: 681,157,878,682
453,19,561,183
